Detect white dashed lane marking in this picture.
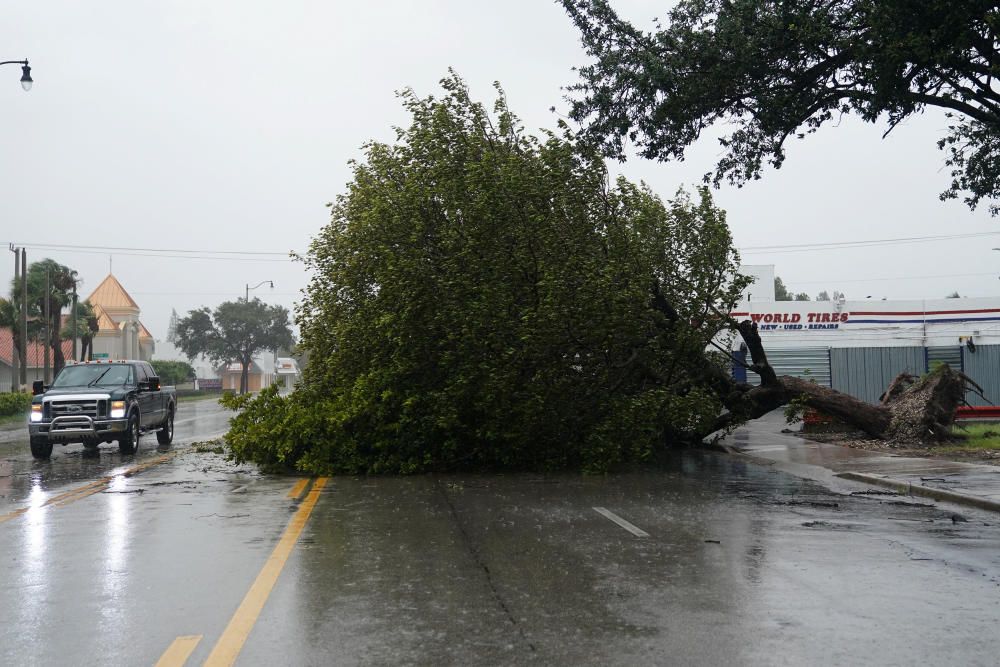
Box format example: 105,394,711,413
593,507,650,537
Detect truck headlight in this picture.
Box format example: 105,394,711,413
110,401,126,419
30,404,42,423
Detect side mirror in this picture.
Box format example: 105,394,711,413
148,376,161,391
32,380,45,395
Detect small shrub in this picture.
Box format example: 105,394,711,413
0,392,32,417
784,395,809,424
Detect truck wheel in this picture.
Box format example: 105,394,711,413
30,437,53,460
118,413,140,455
156,409,174,445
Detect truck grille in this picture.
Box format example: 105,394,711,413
48,399,104,420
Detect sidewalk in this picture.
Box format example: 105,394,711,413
722,412,1000,514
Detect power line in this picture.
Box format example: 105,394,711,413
739,231,1000,254
131,291,301,296
9,246,298,263
786,271,997,286
11,241,297,256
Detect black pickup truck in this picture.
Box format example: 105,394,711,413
28,360,177,459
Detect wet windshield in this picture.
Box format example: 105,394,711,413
51,364,134,388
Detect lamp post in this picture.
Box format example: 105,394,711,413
0,59,32,91
245,280,273,302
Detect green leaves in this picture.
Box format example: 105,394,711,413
150,360,195,386
562,0,1000,214
226,73,745,473
174,299,294,393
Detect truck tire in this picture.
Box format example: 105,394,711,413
156,408,174,445
30,437,53,460
118,413,140,455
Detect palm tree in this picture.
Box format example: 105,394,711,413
62,300,98,361
24,260,78,377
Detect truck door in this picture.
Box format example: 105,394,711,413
134,364,154,429
141,363,163,427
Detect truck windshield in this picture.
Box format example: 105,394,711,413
51,364,133,388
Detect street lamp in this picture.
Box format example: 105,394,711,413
245,280,273,302
1,59,32,91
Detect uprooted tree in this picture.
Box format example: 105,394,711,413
223,74,976,475
713,320,982,443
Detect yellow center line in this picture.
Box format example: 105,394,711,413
0,507,29,524
0,451,180,524
286,477,310,500
50,479,113,508
52,483,110,507
155,635,203,667
202,477,329,667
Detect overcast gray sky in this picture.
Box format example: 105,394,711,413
2,1,997,345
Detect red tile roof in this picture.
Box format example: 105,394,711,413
0,329,76,368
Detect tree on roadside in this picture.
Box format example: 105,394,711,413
561,0,1000,214
946,291,962,298
816,291,830,301
224,74,977,476
223,73,750,474
8,260,79,377
174,299,293,395
61,300,98,361
150,360,195,386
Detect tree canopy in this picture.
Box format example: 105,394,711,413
5,259,79,375
223,73,749,474
174,299,294,394
61,300,98,361
774,276,809,301
561,0,1000,214
150,360,196,386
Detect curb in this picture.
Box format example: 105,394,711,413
836,471,1000,514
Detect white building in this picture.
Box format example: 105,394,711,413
728,266,1000,406
87,274,154,361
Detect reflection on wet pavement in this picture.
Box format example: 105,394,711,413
0,398,231,507
0,406,999,665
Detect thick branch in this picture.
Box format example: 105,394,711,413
735,319,778,386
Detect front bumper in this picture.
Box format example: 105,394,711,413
29,417,128,441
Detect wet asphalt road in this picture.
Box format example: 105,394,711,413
1,404,999,666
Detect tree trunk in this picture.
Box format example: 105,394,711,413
240,360,249,395
51,309,65,377
11,326,21,378
781,376,890,438
711,319,977,444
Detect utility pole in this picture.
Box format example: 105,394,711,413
43,268,50,384
9,245,18,392
72,282,78,362
20,248,27,388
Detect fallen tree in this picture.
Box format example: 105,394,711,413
223,74,979,475
706,319,983,444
